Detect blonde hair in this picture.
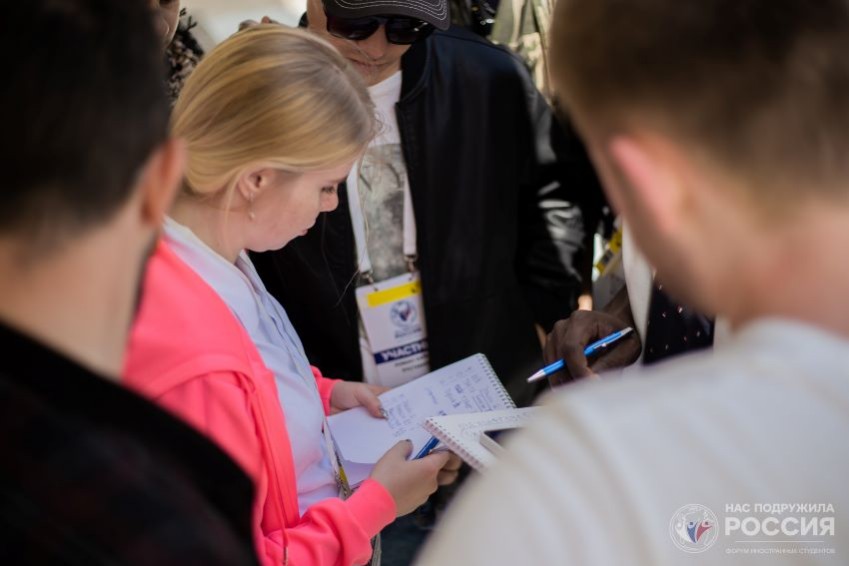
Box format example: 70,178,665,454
171,25,376,199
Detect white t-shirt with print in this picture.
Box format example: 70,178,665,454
352,71,431,385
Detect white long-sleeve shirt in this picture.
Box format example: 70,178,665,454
164,218,339,514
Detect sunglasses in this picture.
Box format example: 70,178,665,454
325,13,434,45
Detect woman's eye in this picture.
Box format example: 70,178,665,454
321,185,338,195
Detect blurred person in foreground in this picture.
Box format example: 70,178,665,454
417,0,849,564
0,0,258,564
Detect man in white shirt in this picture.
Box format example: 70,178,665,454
417,0,849,563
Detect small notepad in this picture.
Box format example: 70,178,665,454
328,354,514,485
423,408,538,470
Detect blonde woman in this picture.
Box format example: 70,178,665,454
124,26,458,566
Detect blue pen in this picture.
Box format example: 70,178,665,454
527,327,635,383
413,436,440,460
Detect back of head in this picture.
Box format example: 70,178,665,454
551,0,849,207
171,25,376,199
0,0,170,246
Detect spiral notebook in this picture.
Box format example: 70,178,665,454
328,354,515,485
423,407,538,470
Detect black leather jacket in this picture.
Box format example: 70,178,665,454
252,26,600,406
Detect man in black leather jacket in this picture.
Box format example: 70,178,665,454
251,0,601,407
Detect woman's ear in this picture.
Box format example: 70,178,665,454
235,168,271,203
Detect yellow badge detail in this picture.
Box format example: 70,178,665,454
366,280,422,308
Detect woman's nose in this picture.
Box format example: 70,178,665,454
321,191,340,212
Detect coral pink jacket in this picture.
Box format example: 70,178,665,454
124,241,395,566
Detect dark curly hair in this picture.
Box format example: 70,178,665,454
166,9,205,103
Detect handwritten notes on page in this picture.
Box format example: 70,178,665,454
328,354,514,469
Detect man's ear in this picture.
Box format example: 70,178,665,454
607,134,686,239
137,137,186,228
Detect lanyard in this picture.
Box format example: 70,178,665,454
346,163,418,280
238,256,352,498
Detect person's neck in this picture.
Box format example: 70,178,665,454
724,203,849,340
0,226,144,379
170,197,243,264
367,63,402,88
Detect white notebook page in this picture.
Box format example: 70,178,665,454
328,354,514,464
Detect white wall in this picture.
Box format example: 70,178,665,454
184,0,307,51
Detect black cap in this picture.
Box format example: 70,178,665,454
323,0,450,31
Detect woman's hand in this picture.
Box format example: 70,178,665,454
370,441,453,516
329,382,389,417
436,452,463,486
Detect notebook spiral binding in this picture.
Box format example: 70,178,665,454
423,420,487,469
474,354,516,409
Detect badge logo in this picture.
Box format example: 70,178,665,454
670,504,719,553
390,300,418,328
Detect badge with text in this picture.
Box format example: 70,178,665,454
356,272,430,388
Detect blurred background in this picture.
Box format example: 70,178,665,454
184,0,306,50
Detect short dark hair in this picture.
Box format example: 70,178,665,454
0,0,170,242
551,0,849,201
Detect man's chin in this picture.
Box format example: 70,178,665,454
348,60,384,83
